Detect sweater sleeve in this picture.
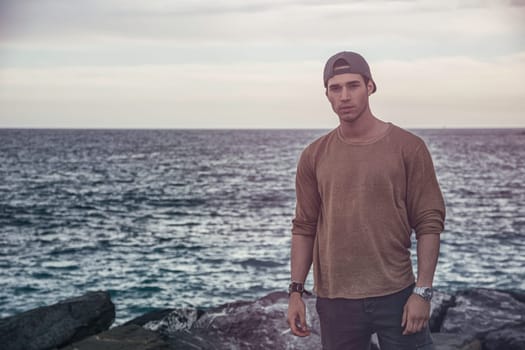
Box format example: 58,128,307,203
406,141,446,239
291,147,321,237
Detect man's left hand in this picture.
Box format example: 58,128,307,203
401,294,431,335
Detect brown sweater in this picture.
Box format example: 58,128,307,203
292,123,445,298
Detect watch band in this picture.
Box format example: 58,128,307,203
413,286,433,301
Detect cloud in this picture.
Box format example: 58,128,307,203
0,61,326,128
1,53,524,128
372,52,525,127
1,0,523,47
1,0,523,77
0,1,523,128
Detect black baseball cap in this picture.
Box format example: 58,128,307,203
323,51,377,93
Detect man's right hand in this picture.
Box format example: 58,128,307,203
287,293,310,337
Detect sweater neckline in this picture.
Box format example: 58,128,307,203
336,122,394,146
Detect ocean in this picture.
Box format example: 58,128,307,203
0,128,524,324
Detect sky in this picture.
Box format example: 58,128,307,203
0,0,524,129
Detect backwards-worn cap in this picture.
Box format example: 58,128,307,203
323,51,377,93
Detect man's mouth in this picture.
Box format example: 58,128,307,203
339,106,355,112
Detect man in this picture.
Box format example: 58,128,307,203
286,51,445,350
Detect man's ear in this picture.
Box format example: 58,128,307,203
367,80,374,95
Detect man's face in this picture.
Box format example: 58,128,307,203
325,72,373,123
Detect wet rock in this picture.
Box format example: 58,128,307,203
482,322,525,350
143,291,322,350
371,334,380,350
60,324,174,350
504,290,525,304
432,333,481,350
0,291,114,350
123,308,178,327
429,291,455,332
3,288,523,349
440,288,525,336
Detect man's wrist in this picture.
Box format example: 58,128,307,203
288,281,305,296
289,291,303,299
412,286,433,301
415,280,433,287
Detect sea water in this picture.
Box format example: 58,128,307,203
0,128,523,324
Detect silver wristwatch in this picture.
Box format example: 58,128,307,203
413,286,433,301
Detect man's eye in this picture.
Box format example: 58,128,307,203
330,86,341,92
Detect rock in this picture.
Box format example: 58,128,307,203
482,322,525,350
503,290,525,304
140,307,205,333
440,288,525,336
429,291,455,332
3,288,522,349
59,324,174,350
432,333,481,350
123,308,179,327
0,291,114,350
371,333,380,350
143,291,322,350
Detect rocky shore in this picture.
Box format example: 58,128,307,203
1,288,524,350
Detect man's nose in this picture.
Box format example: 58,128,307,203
340,87,350,101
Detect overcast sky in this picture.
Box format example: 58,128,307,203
1,0,524,129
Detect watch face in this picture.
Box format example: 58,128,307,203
289,282,304,294
423,289,432,299
415,287,433,301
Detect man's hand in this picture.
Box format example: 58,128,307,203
401,294,431,335
287,293,310,337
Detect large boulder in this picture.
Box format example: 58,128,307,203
60,324,174,350
0,291,114,350
140,291,322,350
429,291,455,332
431,333,481,350
482,322,525,350
440,288,525,336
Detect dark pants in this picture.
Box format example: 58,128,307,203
316,285,434,350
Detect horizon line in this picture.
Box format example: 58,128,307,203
1,126,525,131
